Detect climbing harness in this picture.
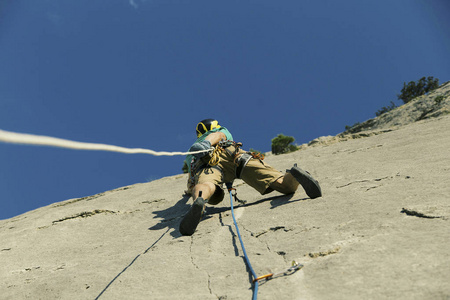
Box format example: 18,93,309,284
213,140,258,179
0,129,211,157
226,182,303,299
187,140,246,192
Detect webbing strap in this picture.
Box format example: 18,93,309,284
235,152,252,179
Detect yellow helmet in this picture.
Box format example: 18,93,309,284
196,119,221,138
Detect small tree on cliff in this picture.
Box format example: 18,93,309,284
271,134,298,155
398,76,439,104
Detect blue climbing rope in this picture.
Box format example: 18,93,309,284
227,184,259,300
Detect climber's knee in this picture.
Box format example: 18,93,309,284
269,173,299,194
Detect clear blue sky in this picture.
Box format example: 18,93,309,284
1,0,449,220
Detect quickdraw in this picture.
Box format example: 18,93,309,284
227,183,303,299
252,261,303,283
249,151,265,160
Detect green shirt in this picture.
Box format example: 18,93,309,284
184,127,233,173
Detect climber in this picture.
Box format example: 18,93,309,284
179,118,322,236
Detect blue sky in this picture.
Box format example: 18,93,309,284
1,0,449,220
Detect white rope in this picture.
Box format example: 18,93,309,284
0,129,208,156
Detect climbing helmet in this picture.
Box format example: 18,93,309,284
196,119,221,138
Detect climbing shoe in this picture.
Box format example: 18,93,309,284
288,164,322,199
179,197,206,236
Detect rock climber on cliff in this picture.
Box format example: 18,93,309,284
180,118,322,236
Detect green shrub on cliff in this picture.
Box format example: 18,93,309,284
398,76,439,104
375,101,397,117
271,134,298,155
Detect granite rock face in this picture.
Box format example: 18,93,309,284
345,81,450,134
1,97,450,299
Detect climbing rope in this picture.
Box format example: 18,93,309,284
226,183,259,300
226,183,304,299
208,144,222,166
208,140,242,167
0,129,211,156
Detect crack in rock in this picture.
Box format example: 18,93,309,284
401,208,445,219
52,193,107,207
53,187,133,208
332,144,384,154
417,108,437,121
365,185,380,191
141,198,165,204
336,177,390,188
189,237,218,299
253,226,292,238
336,173,411,189
52,209,116,224
307,246,341,258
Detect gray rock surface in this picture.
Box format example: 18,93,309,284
345,81,450,134
1,91,450,299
